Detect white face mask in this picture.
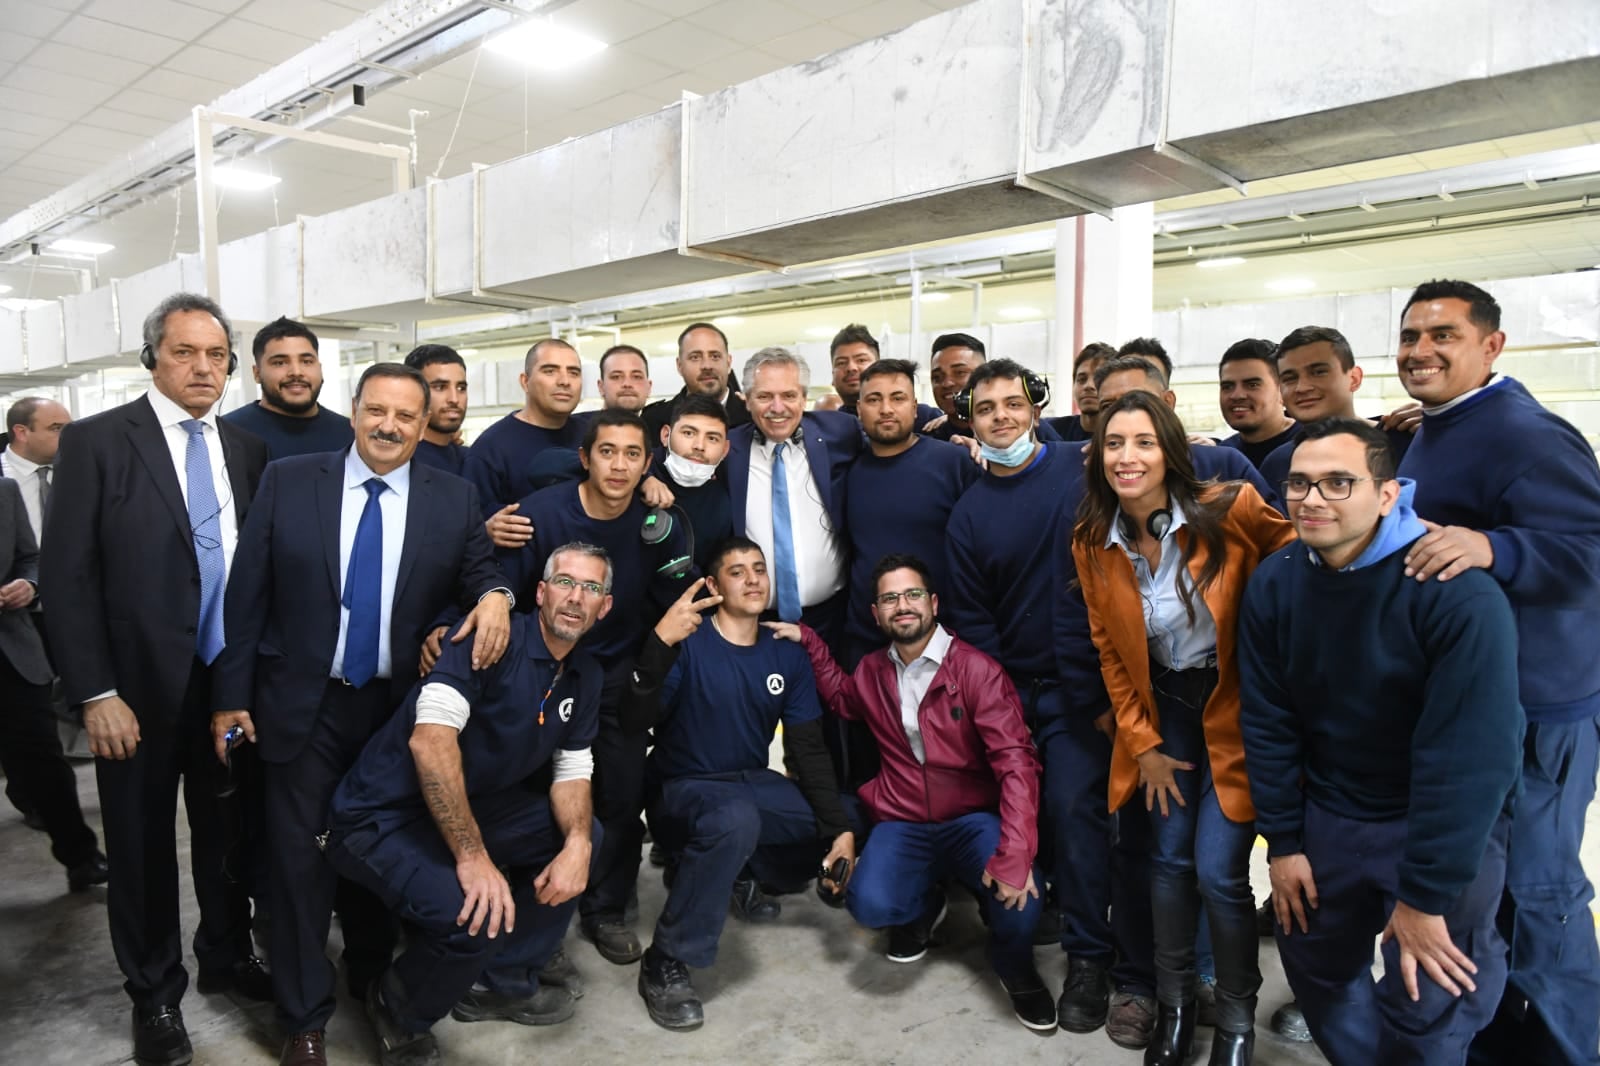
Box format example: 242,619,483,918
664,449,718,488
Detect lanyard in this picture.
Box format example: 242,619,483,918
537,662,566,726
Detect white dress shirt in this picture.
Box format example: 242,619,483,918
744,432,846,610
887,624,953,764
331,448,410,682
1106,498,1218,671
145,387,240,576
1,446,47,545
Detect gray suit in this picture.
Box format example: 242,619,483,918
0,477,51,684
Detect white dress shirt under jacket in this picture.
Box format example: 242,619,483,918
744,432,846,611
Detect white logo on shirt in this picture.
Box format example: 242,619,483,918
766,673,785,696
559,697,574,723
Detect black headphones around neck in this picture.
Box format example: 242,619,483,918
1119,508,1174,545
141,343,239,375
953,368,1050,422
642,505,694,580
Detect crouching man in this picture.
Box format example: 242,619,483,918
769,553,1054,1032
623,536,855,1031
324,543,611,1065
1238,420,1523,1066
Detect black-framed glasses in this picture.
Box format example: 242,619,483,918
875,588,929,608
1280,475,1374,502
547,574,607,597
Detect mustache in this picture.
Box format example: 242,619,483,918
368,429,405,445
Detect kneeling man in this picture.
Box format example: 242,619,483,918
1238,419,1523,1066
325,543,610,1065
624,537,855,1031
770,553,1053,1032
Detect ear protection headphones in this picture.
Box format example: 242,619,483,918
141,343,239,375
642,505,695,581
1118,508,1174,544
953,368,1050,422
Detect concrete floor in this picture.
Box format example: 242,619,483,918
4,760,1596,1066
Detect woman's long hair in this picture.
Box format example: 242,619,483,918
1073,390,1242,623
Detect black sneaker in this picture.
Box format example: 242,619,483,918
1270,1000,1312,1042
450,984,575,1026
1001,969,1059,1032
580,918,643,964
885,897,947,963
538,947,583,999
729,878,781,923
1057,956,1111,1033
638,946,704,1031
196,955,274,1003
131,1005,192,1066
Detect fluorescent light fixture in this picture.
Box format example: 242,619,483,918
804,326,834,338
486,20,608,68
997,306,1043,319
833,267,869,280
456,348,480,357
1266,278,1316,293
48,239,114,255
0,284,11,295
711,315,744,327
212,165,281,191
1196,256,1246,269
919,291,951,303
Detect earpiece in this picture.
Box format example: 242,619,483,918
953,368,1050,422
1119,508,1174,543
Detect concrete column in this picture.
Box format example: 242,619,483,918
1052,203,1154,413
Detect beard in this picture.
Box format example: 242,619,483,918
264,379,321,415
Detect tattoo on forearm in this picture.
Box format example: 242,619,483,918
419,769,483,858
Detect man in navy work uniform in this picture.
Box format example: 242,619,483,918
1216,338,1296,469
404,344,471,477
1390,279,1600,1066
942,358,1121,1039
489,407,694,966
463,337,586,549
222,316,354,459
212,362,513,1066
1239,419,1523,1066
325,542,608,1066
843,358,979,667
775,553,1056,1032
622,537,855,1031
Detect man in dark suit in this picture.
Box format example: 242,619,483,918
0,474,107,888
212,363,512,1066
641,322,752,442
723,347,860,651
42,292,271,1066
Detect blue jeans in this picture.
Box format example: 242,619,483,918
846,812,1042,981
326,792,596,1032
1146,667,1259,1034
1281,802,1509,1066
647,769,826,968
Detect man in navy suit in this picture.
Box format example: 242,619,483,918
211,363,512,1066
43,292,271,1066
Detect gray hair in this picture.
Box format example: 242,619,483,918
542,541,613,593
741,346,809,394
141,292,234,354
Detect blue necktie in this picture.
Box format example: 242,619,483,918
770,441,802,622
181,420,227,665
341,478,386,687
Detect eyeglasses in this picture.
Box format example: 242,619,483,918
547,574,607,597
1281,475,1374,502
874,588,930,608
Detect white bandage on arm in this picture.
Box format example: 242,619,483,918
413,682,470,731
552,747,593,783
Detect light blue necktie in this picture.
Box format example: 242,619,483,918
180,419,226,664
770,441,802,622
341,478,386,688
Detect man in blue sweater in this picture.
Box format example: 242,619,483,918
223,316,354,459
1239,418,1523,1066
404,344,471,477
843,358,979,666
943,358,1125,1040
1392,279,1600,1066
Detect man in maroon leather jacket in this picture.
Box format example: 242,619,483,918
767,552,1053,1032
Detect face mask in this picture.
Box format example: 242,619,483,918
664,449,718,488
979,432,1036,468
